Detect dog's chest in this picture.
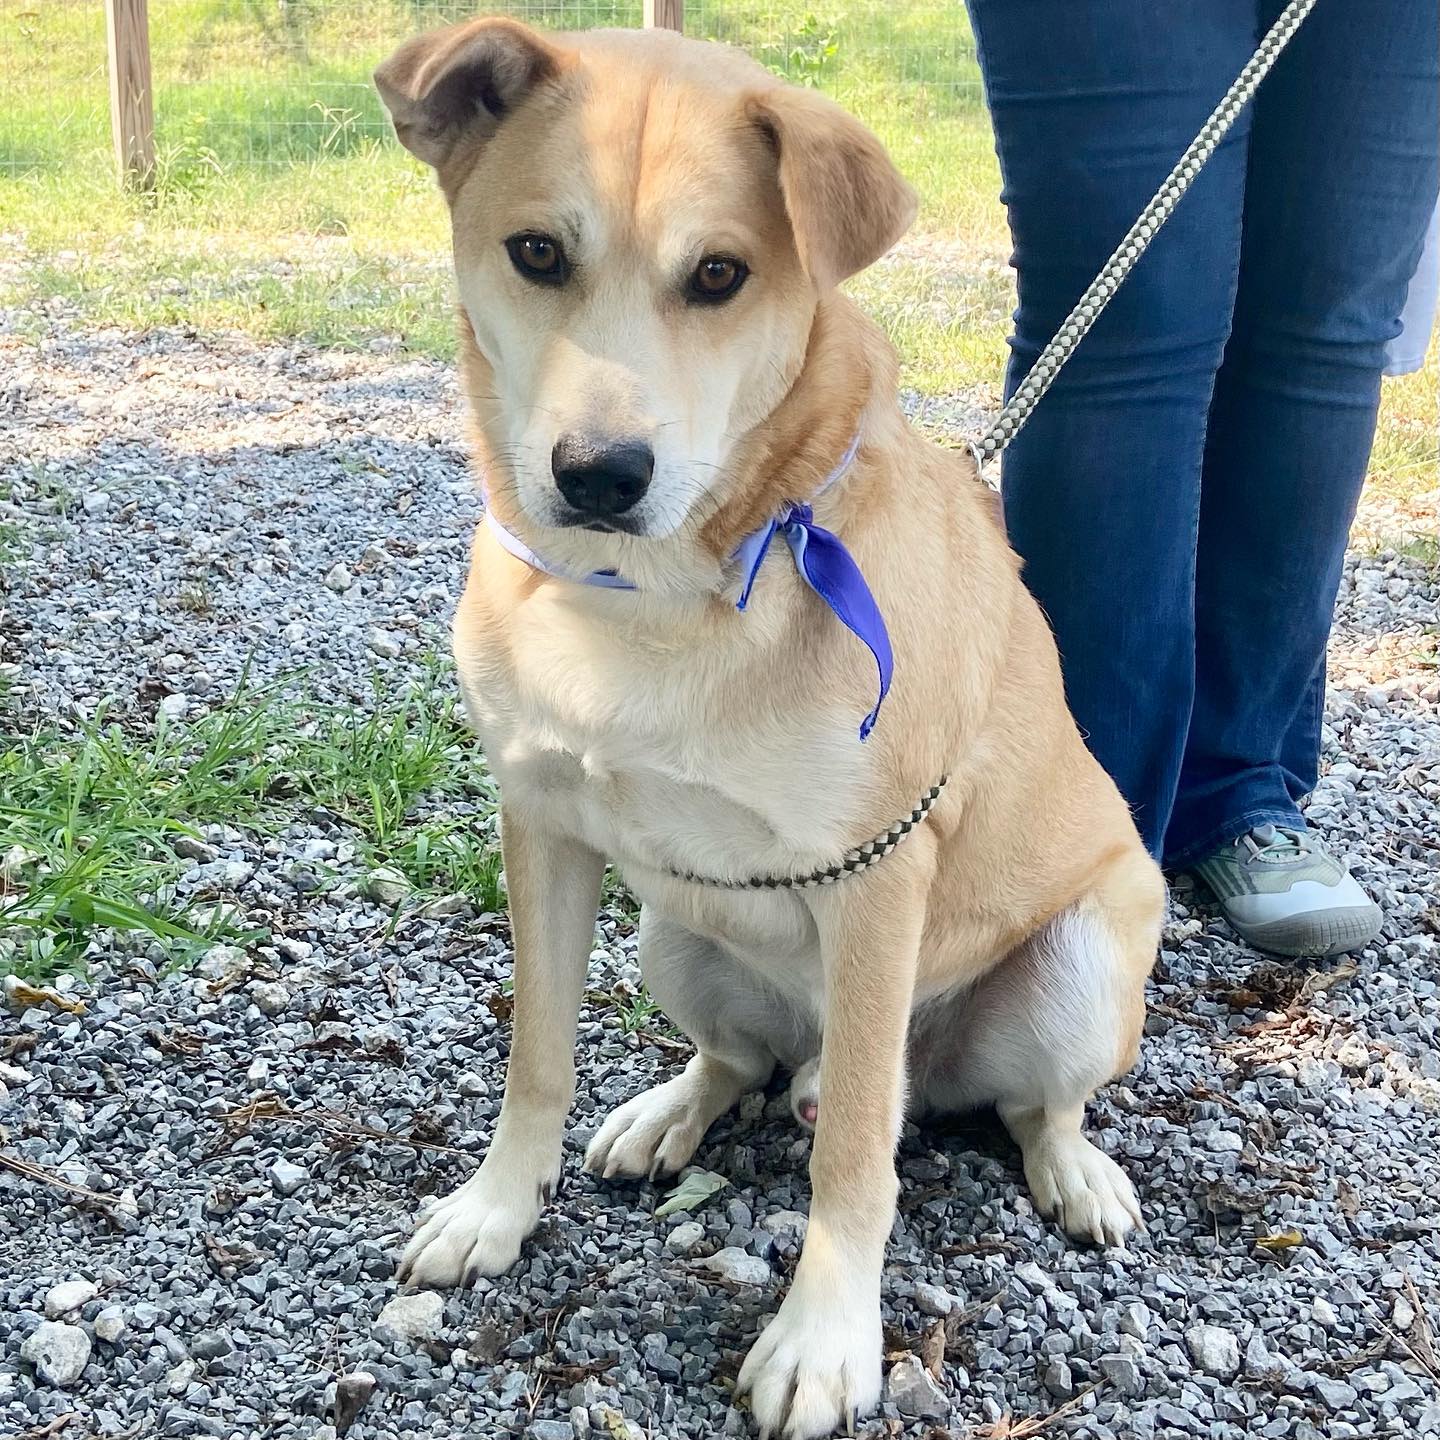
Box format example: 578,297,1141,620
458,589,871,941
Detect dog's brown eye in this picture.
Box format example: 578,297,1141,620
506,233,569,286
689,255,748,304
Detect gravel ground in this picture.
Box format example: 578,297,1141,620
2,322,1439,1440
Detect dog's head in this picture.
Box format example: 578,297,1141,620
375,19,914,555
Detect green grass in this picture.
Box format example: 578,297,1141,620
609,981,664,1037
3,2,1427,499
0,680,286,978
0,663,499,980
7,1,1427,479
0,0,1007,394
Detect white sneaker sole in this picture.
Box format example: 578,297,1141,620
1228,903,1382,958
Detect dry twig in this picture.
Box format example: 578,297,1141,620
975,1382,1103,1438
217,1094,469,1156
16,1414,80,1440
0,1151,119,1211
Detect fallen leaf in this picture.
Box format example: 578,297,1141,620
331,1371,377,1436
200,1232,261,1275
146,1026,203,1056
655,1167,729,1218
2,975,86,1015
467,1321,506,1364
15,1412,80,1440
1255,1229,1305,1251
919,1318,946,1379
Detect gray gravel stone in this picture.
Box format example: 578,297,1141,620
266,1159,309,1196
42,1280,97,1318
1315,1377,1360,1412
696,1248,770,1285
913,1281,954,1317
1186,1324,1241,1378
250,980,292,1016
368,626,403,659
886,1354,948,1419
21,1321,92,1386
190,1330,233,1360
1119,1300,1153,1339
1042,1357,1075,1399
665,1221,706,1255
374,1291,445,1343
1099,1354,1144,1396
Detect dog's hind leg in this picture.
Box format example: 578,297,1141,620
584,910,786,1180
916,864,1160,1246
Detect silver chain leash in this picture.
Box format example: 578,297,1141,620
970,0,1321,471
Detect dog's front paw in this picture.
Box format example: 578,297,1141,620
738,1277,881,1440
398,1155,555,1288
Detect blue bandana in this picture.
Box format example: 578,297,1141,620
482,432,893,740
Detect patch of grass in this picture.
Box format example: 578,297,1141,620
1361,353,1440,563
382,817,506,913
0,660,500,980
611,982,664,1037
602,867,641,928
847,254,1011,397
293,667,474,844
0,1,1004,373
0,683,287,978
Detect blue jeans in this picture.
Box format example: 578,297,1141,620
965,0,1439,868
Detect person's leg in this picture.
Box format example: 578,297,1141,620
1166,0,1440,870
965,0,1255,857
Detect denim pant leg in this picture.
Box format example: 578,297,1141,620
1165,0,1440,868
965,0,1255,857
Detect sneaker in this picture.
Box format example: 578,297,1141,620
1192,824,1382,957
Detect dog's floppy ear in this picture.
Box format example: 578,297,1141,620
374,17,564,169
746,85,917,290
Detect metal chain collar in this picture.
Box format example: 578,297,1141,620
969,0,1321,475
670,776,949,890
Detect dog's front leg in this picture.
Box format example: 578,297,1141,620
738,840,933,1440
400,806,604,1288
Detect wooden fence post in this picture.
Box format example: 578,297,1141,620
106,0,155,187
644,0,684,32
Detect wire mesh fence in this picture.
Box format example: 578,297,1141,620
0,1,983,184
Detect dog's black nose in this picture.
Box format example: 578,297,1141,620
551,435,653,517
